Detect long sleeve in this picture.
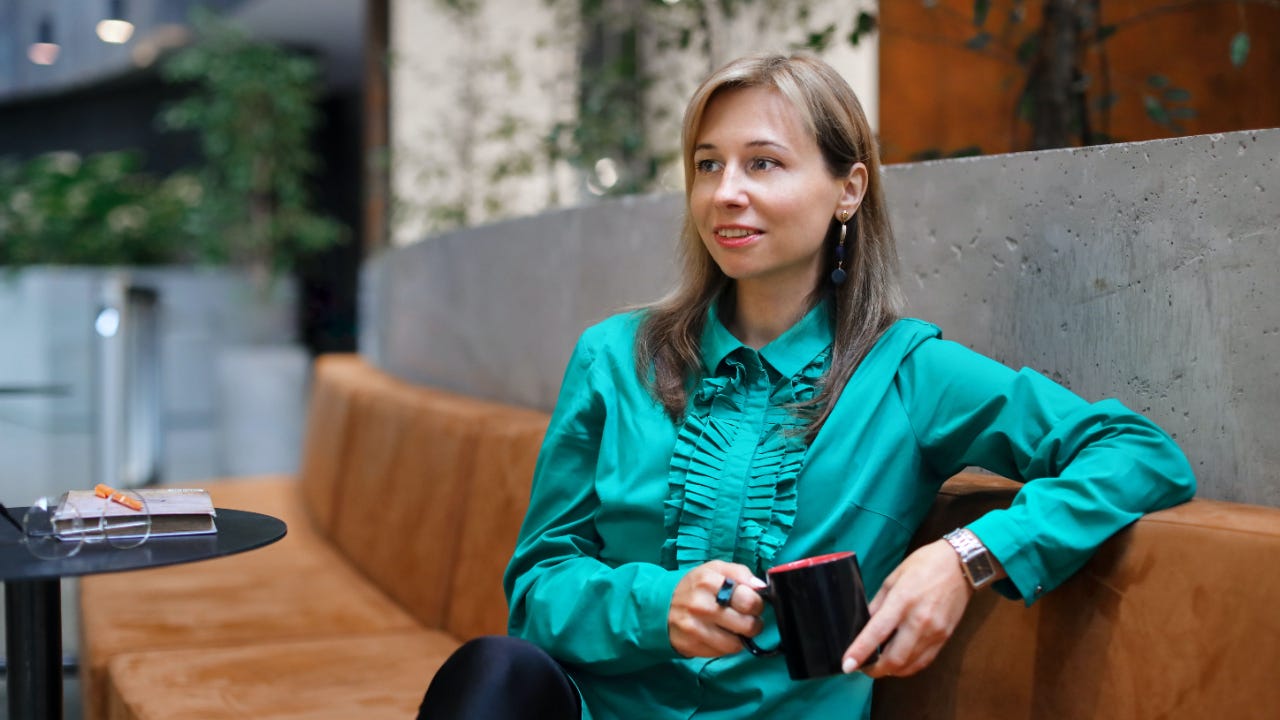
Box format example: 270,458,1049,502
895,338,1196,604
503,325,685,675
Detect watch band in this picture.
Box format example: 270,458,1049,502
944,527,997,589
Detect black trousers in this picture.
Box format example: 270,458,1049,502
417,635,582,720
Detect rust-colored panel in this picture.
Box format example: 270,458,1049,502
879,0,1280,163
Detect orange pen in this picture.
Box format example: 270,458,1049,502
94,483,143,511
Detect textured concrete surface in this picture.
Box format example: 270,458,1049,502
363,128,1279,506
361,194,685,410
889,130,1278,507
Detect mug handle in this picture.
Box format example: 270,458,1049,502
716,579,781,657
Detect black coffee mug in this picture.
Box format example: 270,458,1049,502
719,551,875,680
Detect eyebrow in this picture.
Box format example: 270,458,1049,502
694,139,789,153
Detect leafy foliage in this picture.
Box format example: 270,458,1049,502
158,10,342,274
545,0,845,197
0,151,197,266
549,10,655,195
848,10,877,46
1230,32,1251,67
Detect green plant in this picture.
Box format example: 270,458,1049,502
550,0,655,196
0,151,197,267
546,0,844,198
158,10,343,276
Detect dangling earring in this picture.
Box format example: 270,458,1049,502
831,210,851,286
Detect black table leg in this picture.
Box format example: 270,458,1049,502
5,578,63,720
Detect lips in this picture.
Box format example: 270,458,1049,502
713,225,762,248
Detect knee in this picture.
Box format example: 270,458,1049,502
420,636,579,720
448,635,556,678
454,635,532,660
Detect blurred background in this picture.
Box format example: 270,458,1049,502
0,0,1277,714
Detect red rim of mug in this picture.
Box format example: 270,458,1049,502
768,551,855,575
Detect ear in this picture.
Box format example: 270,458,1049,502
835,162,869,219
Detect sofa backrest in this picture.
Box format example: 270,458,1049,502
442,408,550,639
301,354,551,632
873,473,1280,720
295,355,365,532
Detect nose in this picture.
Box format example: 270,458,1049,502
712,166,748,208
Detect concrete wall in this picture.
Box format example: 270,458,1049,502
361,128,1280,507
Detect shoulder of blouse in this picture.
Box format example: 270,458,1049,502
854,316,945,375
558,309,652,394
891,316,944,340
574,309,647,364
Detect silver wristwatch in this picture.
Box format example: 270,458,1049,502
943,528,997,589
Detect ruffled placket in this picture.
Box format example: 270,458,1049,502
661,344,830,576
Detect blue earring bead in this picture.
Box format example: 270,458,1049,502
831,212,850,285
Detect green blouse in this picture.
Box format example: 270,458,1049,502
504,301,1195,720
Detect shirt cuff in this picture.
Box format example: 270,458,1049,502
631,567,689,655
967,510,1048,605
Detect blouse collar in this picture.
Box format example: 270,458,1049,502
702,298,834,379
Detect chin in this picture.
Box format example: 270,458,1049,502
714,265,752,282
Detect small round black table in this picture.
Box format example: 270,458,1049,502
0,508,286,720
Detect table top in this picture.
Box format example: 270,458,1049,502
0,508,286,583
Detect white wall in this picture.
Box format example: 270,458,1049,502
389,0,581,245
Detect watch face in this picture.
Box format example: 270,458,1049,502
945,528,995,589
966,554,996,587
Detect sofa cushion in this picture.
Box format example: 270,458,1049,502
80,477,420,720
105,631,461,720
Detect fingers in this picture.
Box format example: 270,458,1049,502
668,561,766,658
857,609,950,679
671,627,742,658
843,594,900,674
712,566,766,638
717,578,767,619
842,541,975,678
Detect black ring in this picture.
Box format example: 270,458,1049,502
715,578,737,607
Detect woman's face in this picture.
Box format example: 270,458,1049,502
690,85,858,294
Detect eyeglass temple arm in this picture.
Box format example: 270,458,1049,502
0,502,25,532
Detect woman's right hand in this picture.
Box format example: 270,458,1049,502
668,560,767,657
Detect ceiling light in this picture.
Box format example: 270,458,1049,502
28,17,59,65
97,0,135,44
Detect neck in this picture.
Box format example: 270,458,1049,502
726,278,817,349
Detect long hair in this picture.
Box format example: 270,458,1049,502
635,52,902,436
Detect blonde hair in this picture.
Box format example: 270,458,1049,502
636,52,902,435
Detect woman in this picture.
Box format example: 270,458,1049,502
418,52,1194,719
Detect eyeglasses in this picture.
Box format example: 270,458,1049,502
13,489,153,559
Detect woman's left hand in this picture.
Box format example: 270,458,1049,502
841,539,978,678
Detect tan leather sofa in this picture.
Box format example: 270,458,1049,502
79,354,1280,719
